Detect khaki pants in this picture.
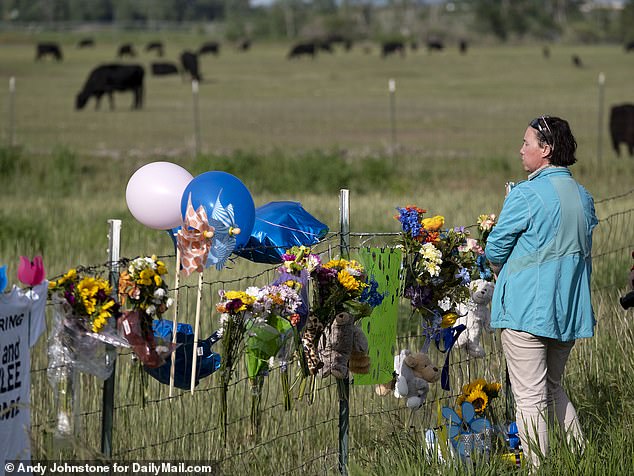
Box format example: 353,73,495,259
501,329,585,468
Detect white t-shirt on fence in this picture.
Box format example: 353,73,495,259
0,281,47,465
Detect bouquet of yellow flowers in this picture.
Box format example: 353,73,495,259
49,268,121,333
456,378,502,416
117,256,174,368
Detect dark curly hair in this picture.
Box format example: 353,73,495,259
530,115,577,166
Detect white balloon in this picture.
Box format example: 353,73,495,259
125,161,193,230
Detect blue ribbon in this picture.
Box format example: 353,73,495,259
434,324,466,391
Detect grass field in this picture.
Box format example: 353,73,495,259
1,31,634,475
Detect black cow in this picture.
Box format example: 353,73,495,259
572,54,583,68
287,42,317,59
35,42,62,61
199,41,220,56
117,43,136,58
75,64,144,111
146,41,164,57
459,39,468,55
77,38,95,48
625,41,634,52
381,41,405,58
427,39,444,52
543,46,551,59
236,39,251,51
151,62,179,76
180,51,201,81
609,104,634,157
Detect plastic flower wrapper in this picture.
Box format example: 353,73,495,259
477,213,497,245
242,283,302,438
216,289,256,439
117,256,176,368
48,267,123,439
395,206,477,335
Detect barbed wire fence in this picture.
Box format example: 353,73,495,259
27,188,633,474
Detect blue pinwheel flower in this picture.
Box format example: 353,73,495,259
206,192,240,270
442,401,491,458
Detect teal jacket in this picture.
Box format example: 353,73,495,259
485,167,598,341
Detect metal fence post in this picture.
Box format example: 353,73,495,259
338,189,350,476
101,219,121,457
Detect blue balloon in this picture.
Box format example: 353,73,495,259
235,201,329,264
180,171,255,247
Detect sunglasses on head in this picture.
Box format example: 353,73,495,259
530,115,553,146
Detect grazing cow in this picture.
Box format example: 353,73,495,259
542,45,550,58
427,39,444,52
145,41,164,57
609,104,634,157
151,62,179,76
199,41,220,56
381,41,405,58
236,39,251,51
287,42,317,59
35,42,63,61
572,54,583,68
77,38,95,48
180,51,201,81
625,41,634,52
75,64,144,111
317,40,334,53
459,39,468,55
117,43,136,58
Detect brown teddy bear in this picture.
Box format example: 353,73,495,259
376,349,440,410
320,312,371,379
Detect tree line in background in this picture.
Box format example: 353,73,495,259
1,0,633,44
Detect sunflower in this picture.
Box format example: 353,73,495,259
466,388,489,414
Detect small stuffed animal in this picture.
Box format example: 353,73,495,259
320,312,370,379
393,350,441,410
348,324,371,375
455,279,495,358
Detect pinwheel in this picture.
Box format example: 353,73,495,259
177,197,216,276
176,196,218,394
442,401,492,459
206,192,241,270
17,255,45,287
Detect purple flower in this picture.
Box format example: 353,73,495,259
226,299,245,313
64,290,76,306
404,285,433,308
455,267,471,285
314,266,338,285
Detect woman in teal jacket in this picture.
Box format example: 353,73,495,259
485,116,597,468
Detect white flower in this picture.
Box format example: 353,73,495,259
426,262,441,277
146,304,156,316
153,288,166,298
165,297,174,308
420,242,442,263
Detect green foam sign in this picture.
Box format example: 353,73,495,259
353,247,401,386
